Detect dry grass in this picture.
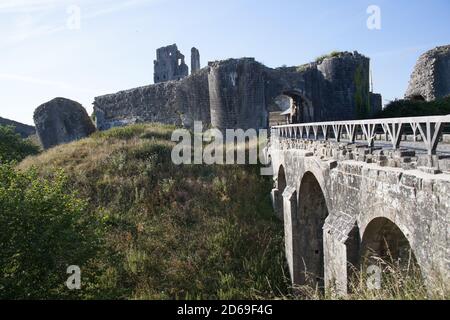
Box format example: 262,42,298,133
19,124,289,299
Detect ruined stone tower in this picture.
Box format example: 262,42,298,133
405,44,450,101
191,47,201,74
153,44,189,83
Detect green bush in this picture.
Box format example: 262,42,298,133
376,96,450,118
0,125,40,163
315,51,342,64
0,164,104,299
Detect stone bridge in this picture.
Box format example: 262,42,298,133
267,115,450,295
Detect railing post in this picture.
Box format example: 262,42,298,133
332,124,342,142
321,125,329,141
313,125,319,140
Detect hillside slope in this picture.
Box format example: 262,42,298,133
17,124,288,299
0,117,35,138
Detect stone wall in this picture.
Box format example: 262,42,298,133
94,51,382,131
208,58,267,130
369,93,382,115
405,45,450,101
191,47,201,74
318,52,371,119
94,68,210,130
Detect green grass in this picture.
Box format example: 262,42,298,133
18,124,289,299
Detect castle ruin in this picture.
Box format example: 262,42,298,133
95,46,382,131
153,44,189,83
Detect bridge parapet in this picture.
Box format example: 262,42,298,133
271,115,450,173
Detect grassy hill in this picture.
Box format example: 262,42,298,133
14,124,288,299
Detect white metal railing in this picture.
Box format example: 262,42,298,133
271,115,450,156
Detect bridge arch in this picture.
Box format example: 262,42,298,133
295,171,329,289
360,217,420,271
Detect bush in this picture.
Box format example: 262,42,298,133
0,164,104,299
0,125,40,163
315,51,342,64
376,96,450,118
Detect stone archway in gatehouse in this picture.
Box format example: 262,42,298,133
268,90,314,126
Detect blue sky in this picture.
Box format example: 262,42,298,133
0,0,449,125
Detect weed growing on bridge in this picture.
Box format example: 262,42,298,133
285,255,448,300
346,254,449,300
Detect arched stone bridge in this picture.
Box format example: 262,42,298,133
267,115,450,295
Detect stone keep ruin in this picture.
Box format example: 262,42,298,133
154,44,190,83
94,46,383,131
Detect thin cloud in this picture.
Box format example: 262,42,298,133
1,0,158,45
0,0,63,13
85,0,159,19
0,73,99,94
370,44,438,58
0,0,156,14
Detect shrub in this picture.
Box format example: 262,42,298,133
0,125,40,163
0,164,104,299
315,51,342,64
376,96,450,118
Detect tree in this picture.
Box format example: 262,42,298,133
0,164,104,299
0,125,40,163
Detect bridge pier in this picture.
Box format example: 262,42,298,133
271,188,283,220
323,229,348,295
282,186,301,284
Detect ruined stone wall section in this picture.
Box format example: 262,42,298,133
208,58,267,130
94,52,381,131
317,52,371,119
154,44,189,83
406,45,450,101
94,68,210,130
191,47,201,74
